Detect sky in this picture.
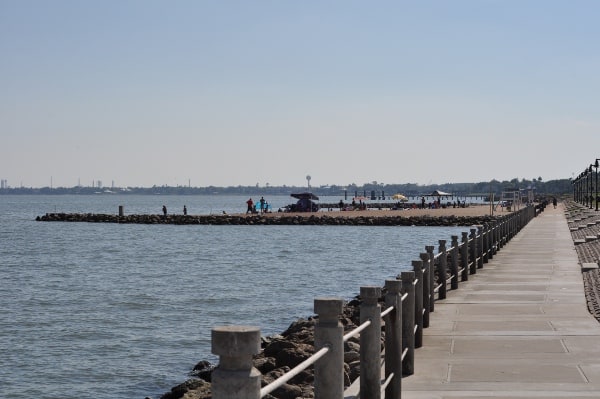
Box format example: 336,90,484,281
1,1,599,189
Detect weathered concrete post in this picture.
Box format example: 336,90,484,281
461,232,469,281
438,240,447,299
477,225,484,268
412,260,424,348
426,245,436,311
450,235,459,290
360,286,382,399
469,228,478,274
482,223,489,264
489,222,496,259
384,279,402,399
118,205,124,216
211,326,262,399
314,297,344,399
419,252,431,328
401,271,415,376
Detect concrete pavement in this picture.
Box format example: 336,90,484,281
401,203,600,398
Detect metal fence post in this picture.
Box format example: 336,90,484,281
412,260,424,348
360,286,382,399
401,271,415,376
384,279,402,399
314,297,345,399
211,326,262,399
450,235,459,290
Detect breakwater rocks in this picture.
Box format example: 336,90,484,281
36,212,501,227
158,298,363,399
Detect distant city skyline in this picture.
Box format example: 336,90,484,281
2,1,599,188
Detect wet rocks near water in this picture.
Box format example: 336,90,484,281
156,298,365,399
36,212,500,227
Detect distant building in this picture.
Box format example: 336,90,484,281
0,179,7,189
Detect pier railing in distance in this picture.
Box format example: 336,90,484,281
210,203,541,399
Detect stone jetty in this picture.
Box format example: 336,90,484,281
36,212,501,227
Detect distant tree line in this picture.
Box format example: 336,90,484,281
0,177,573,197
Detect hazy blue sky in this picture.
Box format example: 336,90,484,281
1,1,599,188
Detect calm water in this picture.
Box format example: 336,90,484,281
0,195,468,399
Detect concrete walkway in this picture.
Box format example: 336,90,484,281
401,203,600,398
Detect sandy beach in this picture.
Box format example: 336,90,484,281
242,204,506,219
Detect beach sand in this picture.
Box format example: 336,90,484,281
243,204,506,219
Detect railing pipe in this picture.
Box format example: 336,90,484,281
211,325,262,399
401,271,415,376
360,286,382,399
314,297,344,399
384,279,403,399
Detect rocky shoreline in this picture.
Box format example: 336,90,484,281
156,298,365,399
36,212,501,227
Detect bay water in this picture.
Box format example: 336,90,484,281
0,194,467,399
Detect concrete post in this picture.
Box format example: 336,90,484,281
211,326,262,399
401,271,415,376
118,205,124,216
412,260,424,348
477,226,484,269
450,235,459,290
314,297,345,399
426,245,435,312
438,240,447,299
384,279,402,399
482,223,489,264
489,222,496,259
461,232,469,281
419,253,430,328
469,228,478,274
360,286,382,399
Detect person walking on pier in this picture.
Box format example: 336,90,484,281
183,205,187,216
246,198,253,214
162,205,167,217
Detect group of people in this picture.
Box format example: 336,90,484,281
161,205,187,216
246,197,270,214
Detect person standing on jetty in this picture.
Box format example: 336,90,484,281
183,205,187,216
259,197,266,213
162,205,167,216
246,198,253,214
